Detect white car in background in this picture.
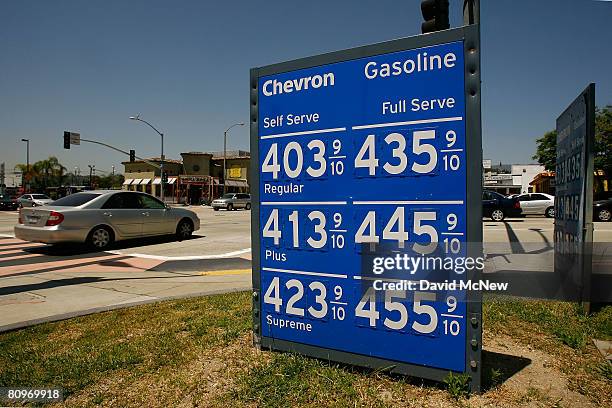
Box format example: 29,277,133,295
17,194,54,207
516,193,555,217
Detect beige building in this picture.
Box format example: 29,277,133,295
121,150,250,204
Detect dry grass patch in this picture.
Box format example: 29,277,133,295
0,293,609,407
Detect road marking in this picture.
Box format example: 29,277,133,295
198,269,251,276
352,116,463,130
106,248,251,261
0,253,44,262
0,253,125,276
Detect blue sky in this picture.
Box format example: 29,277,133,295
1,0,610,176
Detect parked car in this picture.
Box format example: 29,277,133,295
483,190,522,221
211,193,251,211
0,194,19,211
516,193,555,217
593,198,612,222
15,191,200,249
17,193,53,207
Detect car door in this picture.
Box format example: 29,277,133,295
100,192,143,238
517,194,534,214
138,194,172,235
530,194,550,215
237,193,248,208
482,191,496,217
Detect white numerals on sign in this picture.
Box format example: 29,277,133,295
307,211,327,249
411,130,437,174
284,142,303,179
355,134,378,175
285,279,305,316
412,291,438,334
262,143,280,179
306,139,326,177
355,287,379,326
383,290,408,330
383,133,408,174
263,278,330,319
355,211,379,244
412,212,438,254
264,277,282,312
288,211,299,248
382,207,409,248
263,209,281,245
308,281,328,318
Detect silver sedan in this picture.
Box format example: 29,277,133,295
15,191,200,249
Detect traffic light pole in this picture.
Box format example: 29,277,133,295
463,0,479,25
78,138,161,170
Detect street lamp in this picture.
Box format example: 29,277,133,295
129,115,165,201
223,123,244,194
20,139,29,192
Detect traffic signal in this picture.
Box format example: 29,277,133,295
421,0,450,34
63,131,70,149
129,149,135,162
161,172,168,184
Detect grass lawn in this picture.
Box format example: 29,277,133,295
0,292,610,407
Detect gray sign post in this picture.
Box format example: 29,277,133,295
554,83,595,308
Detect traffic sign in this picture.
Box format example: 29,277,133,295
251,26,482,391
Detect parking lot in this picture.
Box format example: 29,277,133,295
0,208,610,331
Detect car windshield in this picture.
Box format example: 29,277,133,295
222,194,234,199
31,194,50,199
51,193,101,207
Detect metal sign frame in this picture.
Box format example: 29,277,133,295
250,25,482,392
554,83,595,306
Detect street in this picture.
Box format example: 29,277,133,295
0,206,252,331
0,208,610,331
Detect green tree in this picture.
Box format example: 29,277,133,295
532,130,557,171
14,156,67,191
533,105,612,177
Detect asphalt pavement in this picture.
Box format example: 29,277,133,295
0,207,610,331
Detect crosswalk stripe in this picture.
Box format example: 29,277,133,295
0,243,45,251
0,253,44,262
0,254,126,276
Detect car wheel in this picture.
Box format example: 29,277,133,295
88,226,114,250
597,208,611,222
227,203,234,211
213,207,219,211
545,207,555,218
245,203,251,210
491,209,505,222
176,219,194,241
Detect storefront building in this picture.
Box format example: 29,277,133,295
121,150,250,204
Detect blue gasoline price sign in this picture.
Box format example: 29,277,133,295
251,27,482,388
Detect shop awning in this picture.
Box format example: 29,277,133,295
152,178,161,185
140,178,151,185
168,177,177,185
132,178,142,185
225,179,249,187
122,179,133,185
